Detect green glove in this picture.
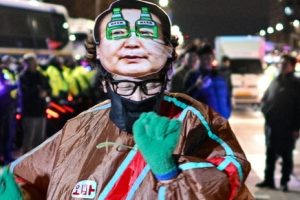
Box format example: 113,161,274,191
133,112,181,180
0,167,23,200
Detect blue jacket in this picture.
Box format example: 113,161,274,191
0,69,17,112
185,70,231,119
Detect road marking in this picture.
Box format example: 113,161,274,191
254,194,271,199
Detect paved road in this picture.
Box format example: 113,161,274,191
229,108,300,200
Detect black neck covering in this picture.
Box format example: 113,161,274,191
106,86,163,133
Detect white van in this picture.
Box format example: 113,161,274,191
215,36,267,107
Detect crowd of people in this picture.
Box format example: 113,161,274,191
0,54,101,165
170,42,233,119
168,42,299,193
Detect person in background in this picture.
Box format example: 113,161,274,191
45,56,69,103
185,44,231,119
0,55,18,165
18,53,49,153
63,56,95,113
256,54,300,192
62,56,83,106
83,59,108,104
219,55,232,106
170,51,200,93
1,1,252,199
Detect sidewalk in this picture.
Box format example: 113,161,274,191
229,109,300,200
246,162,300,200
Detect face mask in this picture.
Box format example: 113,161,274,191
107,85,162,133
97,8,172,78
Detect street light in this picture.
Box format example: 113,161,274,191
267,27,274,34
293,20,300,28
159,0,169,8
259,30,266,36
171,25,184,45
69,34,76,42
284,6,293,16
275,23,284,31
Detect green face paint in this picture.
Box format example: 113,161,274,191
106,7,159,40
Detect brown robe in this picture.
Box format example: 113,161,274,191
11,93,254,199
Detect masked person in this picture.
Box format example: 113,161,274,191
1,0,253,199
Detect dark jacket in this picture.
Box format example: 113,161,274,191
170,66,190,93
261,73,300,147
218,66,232,98
19,70,49,117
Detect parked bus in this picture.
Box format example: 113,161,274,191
0,0,72,57
69,18,94,60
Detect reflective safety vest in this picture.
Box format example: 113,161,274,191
46,65,69,99
63,66,80,97
2,68,18,99
63,66,95,97
73,66,94,95
37,66,49,78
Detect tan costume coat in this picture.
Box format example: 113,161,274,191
12,93,253,200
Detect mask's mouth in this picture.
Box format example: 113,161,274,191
120,55,148,63
121,55,147,59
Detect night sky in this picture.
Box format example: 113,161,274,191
171,0,269,44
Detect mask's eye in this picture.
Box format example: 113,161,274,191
111,28,129,38
106,20,131,40
135,20,158,39
138,28,154,37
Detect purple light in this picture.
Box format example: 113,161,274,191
0,82,6,95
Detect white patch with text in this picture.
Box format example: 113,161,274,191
71,180,97,199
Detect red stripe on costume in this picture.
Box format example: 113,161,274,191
208,157,240,200
15,176,27,185
207,157,224,165
160,100,183,119
105,151,146,200
225,163,241,200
